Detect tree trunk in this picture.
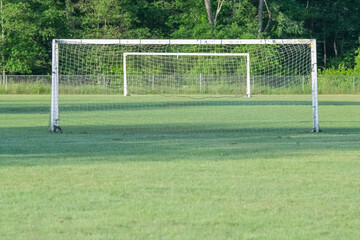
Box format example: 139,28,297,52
333,38,338,56
204,0,214,26
323,38,327,67
204,0,226,37
258,0,264,33
213,0,226,28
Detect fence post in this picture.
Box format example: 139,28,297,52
302,76,305,92
5,74,7,91
200,73,202,92
353,76,356,92
152,75,154,90
252,75,254,90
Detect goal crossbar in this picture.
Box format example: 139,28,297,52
57,39,313,45
123,52,251,97
124,53,249,56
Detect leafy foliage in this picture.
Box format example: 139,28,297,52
0,0,359,74
1,0,68,74
354,47,360,75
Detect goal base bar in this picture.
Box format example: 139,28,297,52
311,128,321,133
49,125,63,133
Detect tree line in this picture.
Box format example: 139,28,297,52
0,0,360,75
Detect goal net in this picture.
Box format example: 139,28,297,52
123,52,250,97
50,39,319,135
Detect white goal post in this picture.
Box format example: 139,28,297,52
50,39,320,133
123,52,251,97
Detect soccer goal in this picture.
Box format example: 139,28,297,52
123,52,251,97
50,39,319,134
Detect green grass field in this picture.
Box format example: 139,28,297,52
0,94,359,239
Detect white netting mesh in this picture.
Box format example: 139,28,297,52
55,41,313,135
124,53,249,96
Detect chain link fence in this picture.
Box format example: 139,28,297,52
0,75,359,94
0,75,51,94
318,75,359,94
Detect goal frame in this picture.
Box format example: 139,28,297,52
50,39,320,133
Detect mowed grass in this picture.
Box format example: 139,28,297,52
0,94,359,239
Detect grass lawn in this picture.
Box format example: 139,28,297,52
0,94,359,239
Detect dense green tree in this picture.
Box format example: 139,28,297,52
70,0,131,38
0,0,359,74
0,0,68,74
266,0,306,38
354,47,360,75
204,0,226,36
167,0,258,39
166,0,213,38
304,0,360,68
121,0,173,38
216,0,258,38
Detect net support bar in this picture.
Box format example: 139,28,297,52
123,53,128,96
311,39,320,132
123,52,251,97
246,54,250,97
50,40,61,132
